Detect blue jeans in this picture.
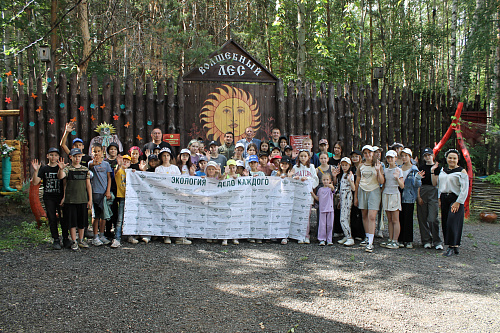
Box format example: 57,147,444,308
115,198,125,241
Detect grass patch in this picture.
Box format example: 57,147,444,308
0,221,51,251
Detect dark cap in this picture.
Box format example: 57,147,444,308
284,145,293,151
350,149,362,156
422,148,433,156
148,154,159,161
69,148,83,156
47,147,60,154
209,140,218,147
107,142,119,154
259,151,269,157
280,155,291,164
72,138,84,145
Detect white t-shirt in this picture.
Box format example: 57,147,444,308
155,165,181,175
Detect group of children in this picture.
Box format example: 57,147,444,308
33,124,445,254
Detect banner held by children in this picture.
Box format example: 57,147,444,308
123,171,313,240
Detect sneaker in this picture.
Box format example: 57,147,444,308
249,239,255,243
63,238,72,249
52,239,62,250
92,237,103,246
297,240,304,244
386,241,399,249
163,236,171,244
360,238,368,246
380,239,391,248
128,236,139,244
338,237,347,244
344,238,355,246
256,239,263,244
175,238,192,245
424,243,432,249
100,235,111,245
78,239,89,248
222,239,228,246
333,233,343,238
233,239,239,245
304,238,310,244
435,244,444,250
406,242,413,249
71,241,79,251
110,239,121,248
399,242,405,248
327,242,334,246
365,244,374,253
319,241,326,246
281,239,288,245
375,230,384,238
142,236,151,244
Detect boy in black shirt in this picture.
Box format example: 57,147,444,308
32,148,67,249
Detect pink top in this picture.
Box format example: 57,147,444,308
317,187,334,213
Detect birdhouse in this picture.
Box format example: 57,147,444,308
38,46,51,62
373,67,384,79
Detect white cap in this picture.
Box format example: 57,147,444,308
236,160,245,167
401,148,412,156
373,146,383,151
386,150,398,158
361,145,377,152
205,161,218,172
180,148,191,156
340,157,352,165
235,143,245,149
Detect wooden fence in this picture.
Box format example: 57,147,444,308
0,72,486,168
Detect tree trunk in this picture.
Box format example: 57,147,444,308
78,0,91,76
297,0,306,80
449,0,458,97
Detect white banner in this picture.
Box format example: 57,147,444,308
123,171,313,240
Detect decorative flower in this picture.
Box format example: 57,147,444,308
70,117,76,122
59,103,65,108
147,120,152,126
5,71,12,76
91,115,96,121
48,118,55,125
71,130,77,135
0,140,16,157
29,121,35,127
124,122,130,128
100,103,106,109
120,104,125,109
17,80,24,86
31,93,37,99
79,106,84,112
47,77,52,83
90,103,95,109
113,114,119,121
36,106,43,113
136,135,143,141
5,97,11,104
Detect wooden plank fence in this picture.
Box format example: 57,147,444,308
0,73,490,173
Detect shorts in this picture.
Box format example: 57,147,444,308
64,203,88,229
92,193,105,219
357,187,381,210
382,193,402,212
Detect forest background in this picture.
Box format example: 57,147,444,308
0,0,499,173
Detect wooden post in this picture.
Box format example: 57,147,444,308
365,84,372,145
145,77,155,138
407,89,414,150
157,78,166,131
359,87,366,144
380,86,387,151
287,80,296,135
338,94,345,146
319,82,328,142
328,82,337,144
79,75,89,154
276,79,286,135
113,76,123,142
58,72,68,146
28,75,36,162
167,77,176,134
46,70,56,147
304,81,311,136
36,76,46,156
345,94,353,153
352,84,360,150
413,91,420,153
135,77,145,147
401,88,408,145
177,75,185,147
394,87,401,143
124,76,134,151
90,74,99,141
387,87,394,147
420,92,428,151
296,80,303,135
311,82,319,148
69,73,78,139
102,75,111,124
372,79,380,146
429,91,436,152
0,75,4,137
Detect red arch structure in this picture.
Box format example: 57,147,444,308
433,102,473,218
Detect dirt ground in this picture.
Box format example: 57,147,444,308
0,198,499,332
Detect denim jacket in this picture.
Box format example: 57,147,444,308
401,165,422,203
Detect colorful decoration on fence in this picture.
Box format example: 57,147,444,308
124,121,130,128
17,80,24,86
36,106,42,113
147,120,152,126
90,103,95,109
70,117,76,122
100,104,106,109
5,71,12,76
0,77,2,83
29,122,35,127
5,97,11,104
113,114,119,121
0,117,2,121
31,93,37,99
136,135,142,141
59,103,65,108
47,77,52,83
91,115,96,121
120,104,125,109
79,106,84,112
71,131,76,135
200,84,261,142
88,122,123,157
48,118,55,125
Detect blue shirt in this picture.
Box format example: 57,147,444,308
237,138,262,158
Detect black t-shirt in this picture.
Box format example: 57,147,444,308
81,155,92,167
420,163,442,186
143,141,175,159
37,165,64,199
105,158,118,194
329,156,341,167
130,163,141,171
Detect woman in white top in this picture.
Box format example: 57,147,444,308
155,148,181,175
431,149,469,257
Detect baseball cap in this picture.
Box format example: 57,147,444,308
391,142,404,149
422,148,433,156
270,155,282,162
259,151,269,157
122,154,132,160
350,149,362,156
69,148,83,156
205,161,218,169
340,157,352,165
107,142,119,154
236,160,245,167
47,147,60,154
373,146,383,151
227,159,237,166
401,148,412,156
361,145,377,152
199,155,209,162
180,148,191,156
158,147,172,156
209,141,218,147
72,138,84,145
386,150,398,158
148,154,158,161
248,155,259,163
280,155,291,164
284,145,293,151
319,139,328,145
235,142,245,149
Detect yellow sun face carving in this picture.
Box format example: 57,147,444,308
200,84,260,142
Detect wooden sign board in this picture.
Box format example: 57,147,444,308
289,135,311,151
183,39,277,83
163,134,180,146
